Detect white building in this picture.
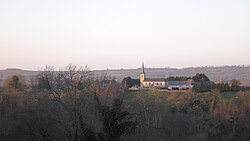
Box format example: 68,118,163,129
140,63,193,90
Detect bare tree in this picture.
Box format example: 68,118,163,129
37,64,98,141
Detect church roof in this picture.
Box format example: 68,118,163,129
168,81,191,86
144,78,166,82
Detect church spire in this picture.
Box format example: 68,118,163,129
142,62,145,73
140,62,145,85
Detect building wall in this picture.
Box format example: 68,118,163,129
140,73,145,83
142,80,193,89
142,81,166,87
168,85,193,90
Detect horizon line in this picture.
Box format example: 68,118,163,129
1,64,250,71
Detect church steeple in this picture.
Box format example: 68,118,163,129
140,62,145,86
142,62,145,74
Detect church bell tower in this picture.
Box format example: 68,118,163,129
140,62,145,86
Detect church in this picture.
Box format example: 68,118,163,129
140,63,193,90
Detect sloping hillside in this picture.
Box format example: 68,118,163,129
93,66,250,83
1,66,250,86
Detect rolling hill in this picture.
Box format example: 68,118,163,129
1,66,250,86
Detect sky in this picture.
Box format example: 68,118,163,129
0,0,250,70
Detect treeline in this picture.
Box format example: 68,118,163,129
0,65,136,141
192,73,215,92
192,74,242,93
167,76,191,81
215,79,241,93
124,92,250,141
1,65,250,141
121,77,140,88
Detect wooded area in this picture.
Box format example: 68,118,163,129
1,65,250,141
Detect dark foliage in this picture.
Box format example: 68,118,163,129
121,77,140,88
1,66,250,141
95,95,137,141
38,76,50,90
192,73,215,92
192,81,214,92
167,76,191,81
192,73,210,83
216,79,241,93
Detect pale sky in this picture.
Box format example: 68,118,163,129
0,0,250,70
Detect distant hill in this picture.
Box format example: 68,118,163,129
0,69,39,86
1,66,250,86
0,69,38,78
93,66,250,83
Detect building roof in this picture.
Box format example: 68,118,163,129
144,78,166,82
240,82,250,87
168,81,191,86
